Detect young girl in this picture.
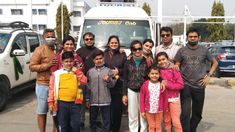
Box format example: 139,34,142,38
140,65,168,132
156,52,184,132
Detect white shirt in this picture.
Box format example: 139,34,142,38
148,82,161,113
155,43,181,61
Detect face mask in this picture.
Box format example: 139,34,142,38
188,41,198,46
44,38,56,46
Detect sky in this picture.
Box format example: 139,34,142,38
87,0,235,22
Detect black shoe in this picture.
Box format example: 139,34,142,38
96,121,103,129
80,122,85,128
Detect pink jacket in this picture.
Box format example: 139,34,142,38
140,80,168,113
160,68,184,99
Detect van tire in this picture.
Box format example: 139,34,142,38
0,82,9,111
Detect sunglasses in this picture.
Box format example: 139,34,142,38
161,34,171,37
85,38,94,41
132,48,142,52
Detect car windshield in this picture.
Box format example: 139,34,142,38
0,33,11,53
79,19,152,49
221,47,235,53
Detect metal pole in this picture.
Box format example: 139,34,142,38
183,5,187,45
157,0,162,45
61,0,64,41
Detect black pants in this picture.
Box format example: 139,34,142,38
110,93,123,132
180,85,205,132
90,105,111,132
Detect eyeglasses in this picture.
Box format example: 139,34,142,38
161,34,171,37
132,48,142,52
84,38,94,41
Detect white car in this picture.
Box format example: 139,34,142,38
0,21,42,111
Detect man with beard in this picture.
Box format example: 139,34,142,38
155,26,181,62
174,28,218,132
76,32,100,128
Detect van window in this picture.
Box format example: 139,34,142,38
28,35,40,52
11,35,27,53
0,33,11,53
79,19,151,49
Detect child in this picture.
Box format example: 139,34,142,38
140,65,168,132
48,51,87,132
156,52,184,132
86,50,116,132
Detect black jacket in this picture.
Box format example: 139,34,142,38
122,57,148,95
104,51,127,94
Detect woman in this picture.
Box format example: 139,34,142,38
143,39,154,67
104,35,127,132
50,35,83,72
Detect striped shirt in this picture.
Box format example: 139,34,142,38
155,43,181,61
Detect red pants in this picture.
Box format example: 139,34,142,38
146,112,163,132
164,100,183,132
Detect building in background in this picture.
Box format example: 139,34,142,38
0,0,90,37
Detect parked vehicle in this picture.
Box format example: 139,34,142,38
76,2,156,55
208,44,235,77
0,21,41,111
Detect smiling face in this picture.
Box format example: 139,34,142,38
157,54,169,68
63,40,75,51
148,69,160,83
143,41,153,54
108,37,119,50
84,34,95,47
132,43,143,57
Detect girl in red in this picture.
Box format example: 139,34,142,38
156,52,184,132
140,66,168,132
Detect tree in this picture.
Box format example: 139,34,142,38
142,2,151,16
56,3,71,44
189,18,209,41
207,1,225,41
170,23,184,35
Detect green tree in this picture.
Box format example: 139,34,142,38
170,23,184,35
142,2,151,16
56,3,71,44
189,18,209,41
207,1,225,41
224,23,234,40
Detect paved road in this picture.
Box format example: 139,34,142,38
0,84,235,132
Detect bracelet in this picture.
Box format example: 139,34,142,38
207,73,212,77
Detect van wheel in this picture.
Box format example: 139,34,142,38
0,82,9,111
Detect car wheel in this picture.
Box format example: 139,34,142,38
214,68,221,78
0,82,9,111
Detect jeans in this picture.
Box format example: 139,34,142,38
35,83,49,114
180,85,205,132
57,101,81,132
90,105,111,132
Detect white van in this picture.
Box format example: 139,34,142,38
0,21,41,110
76,2,155,55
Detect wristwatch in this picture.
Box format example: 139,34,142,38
207,73,212,77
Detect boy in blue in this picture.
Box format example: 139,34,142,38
86,50,116,132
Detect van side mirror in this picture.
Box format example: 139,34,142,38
12,49,26,56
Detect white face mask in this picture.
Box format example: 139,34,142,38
44,38,56,46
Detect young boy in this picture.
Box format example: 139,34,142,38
86,50,116,132
48,51,87,132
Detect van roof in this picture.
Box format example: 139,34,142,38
84,6,150,20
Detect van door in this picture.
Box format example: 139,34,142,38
10,33,31,87
27,33,40,81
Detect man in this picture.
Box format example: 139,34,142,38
155,26,181,62
76,32,100,128
174,28,218,132
29,29,57,132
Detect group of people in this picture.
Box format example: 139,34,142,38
29,26,218,132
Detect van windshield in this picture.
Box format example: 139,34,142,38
0,33,11,53
80,19,152,49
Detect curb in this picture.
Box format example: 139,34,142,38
209,77,235,88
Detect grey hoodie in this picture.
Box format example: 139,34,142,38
86,66,116,105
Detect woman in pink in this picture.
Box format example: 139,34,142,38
156,52,184,132
140,66,168,132
50,35,83,73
